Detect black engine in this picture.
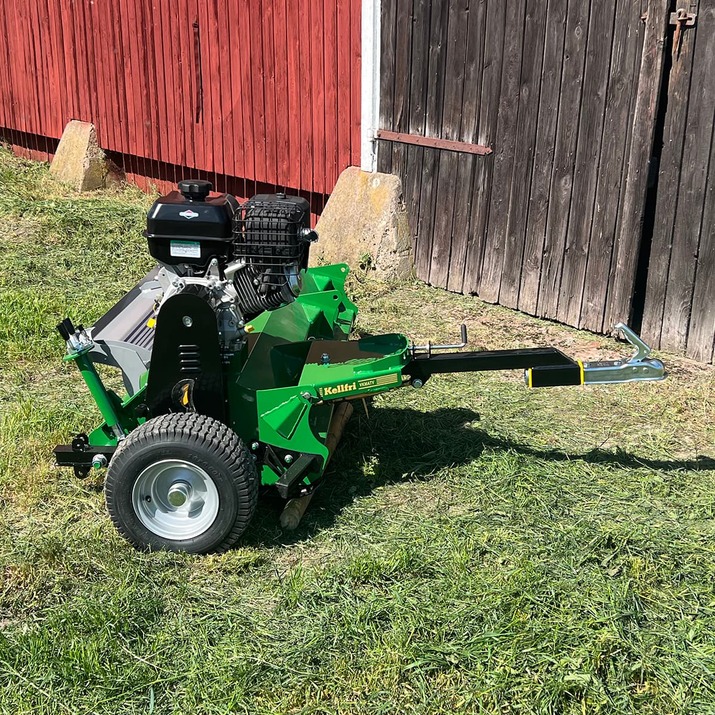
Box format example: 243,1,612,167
232,193,315,316
145,180,316,319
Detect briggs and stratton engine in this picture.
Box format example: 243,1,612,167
145,180,316,355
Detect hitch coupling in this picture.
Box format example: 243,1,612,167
579,323,665,384
526,324,664,387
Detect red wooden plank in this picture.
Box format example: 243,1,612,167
197,0,214,178
80,0,97,121
298,0,314,192
237,0,256,181
88,0,109,149
102,3,128,151
249,1,267,182
0,6,10,132
150,0,169,164
9,0,21,135
183,0,199,169
26,0,44,136
133,0,151,159
46,0,69,136
9,0,24,134
165,0,183,168
350,0,361,166
225,0,245,182
10,0,28,135
24,0,39,132
323,0,338,188
336,0,352,174
72,0,90,121
98,0,118,152
285,0,302,188
117,0,138,157
211,0,230,179
261,0,278,185
2,1,20,140
36,0,49,135
41,0,61,138
140,0,160,169
311,0,326,193
274,0,290,186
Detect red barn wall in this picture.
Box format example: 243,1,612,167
0,0,362,213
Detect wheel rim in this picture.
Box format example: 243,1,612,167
131,459,220,540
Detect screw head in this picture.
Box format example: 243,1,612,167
182,316,193,328
251,442,260,451
411,378,424,389
284,454,294,465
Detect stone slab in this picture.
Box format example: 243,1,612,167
49,120,115,191
310,167,413,279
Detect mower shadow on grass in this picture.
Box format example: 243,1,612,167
240,406,715,547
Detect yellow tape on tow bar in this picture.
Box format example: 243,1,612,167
577,360,585,385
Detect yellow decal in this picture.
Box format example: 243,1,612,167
181,383,191,407
318,373,400,398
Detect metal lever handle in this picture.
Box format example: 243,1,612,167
614,322,652,362
410,324,468,358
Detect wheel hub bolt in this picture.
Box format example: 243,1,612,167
167,482,192,507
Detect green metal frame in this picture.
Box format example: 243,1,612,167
67,264,389,490
60,261,665,492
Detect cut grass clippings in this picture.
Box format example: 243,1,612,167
0,147,714,714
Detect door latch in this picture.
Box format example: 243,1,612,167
670,7,697,57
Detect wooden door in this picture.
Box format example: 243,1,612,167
641,0,715,362
378,0,672,336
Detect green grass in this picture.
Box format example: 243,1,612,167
0,147,714,714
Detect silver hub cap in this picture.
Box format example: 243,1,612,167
132,460,220,540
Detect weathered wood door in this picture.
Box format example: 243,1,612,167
378,0,677,338
641,1,715,362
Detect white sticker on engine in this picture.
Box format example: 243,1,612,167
170,240,201,258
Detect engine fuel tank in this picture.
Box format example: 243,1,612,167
145,180,239,268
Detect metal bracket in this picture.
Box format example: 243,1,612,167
410,324,468,359
670,8,697,26
614,322,651,361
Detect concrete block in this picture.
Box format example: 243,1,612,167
311,167,413,279
50,121,116,191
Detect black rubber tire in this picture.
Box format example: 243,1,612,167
105,413,258,554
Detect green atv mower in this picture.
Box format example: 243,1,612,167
54,180,665,553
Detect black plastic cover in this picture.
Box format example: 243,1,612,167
145,183,240,267
233,193,312,269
